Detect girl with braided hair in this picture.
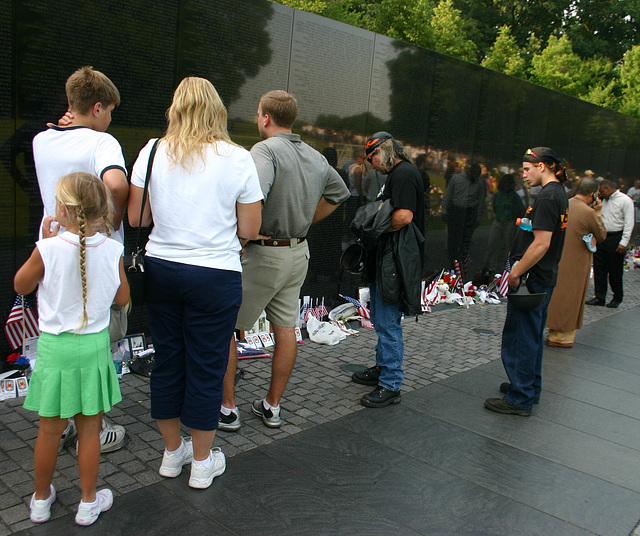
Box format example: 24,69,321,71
15,171,129,526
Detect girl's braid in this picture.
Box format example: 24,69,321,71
77,205,89,329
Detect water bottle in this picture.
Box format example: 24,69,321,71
516,217,532,232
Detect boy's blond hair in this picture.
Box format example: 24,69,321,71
65,66,121,115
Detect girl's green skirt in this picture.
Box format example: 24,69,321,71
24,328,122,417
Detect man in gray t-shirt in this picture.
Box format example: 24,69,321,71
218,90,349,432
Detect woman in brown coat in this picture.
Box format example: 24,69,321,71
546,178,606,347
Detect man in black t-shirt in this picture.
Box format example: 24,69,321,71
351,132,424,408
485,147,568,416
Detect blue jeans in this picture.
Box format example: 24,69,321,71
370,281,404,391
501,279,554,410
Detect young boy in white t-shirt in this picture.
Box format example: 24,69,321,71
33,66,128,243
32,66,129,453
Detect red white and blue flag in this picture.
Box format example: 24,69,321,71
340,294,374,329
5,295,39,350
498,258,511,297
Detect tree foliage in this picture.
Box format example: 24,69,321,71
429,0,477,61
272,0,640,116
620,45,640,117
530,35,586,98
481,25,525,78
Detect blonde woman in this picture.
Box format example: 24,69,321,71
128,77,262,489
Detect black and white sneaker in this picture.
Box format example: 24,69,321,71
76,419,126,453
252,399,282,428
218,409,241,432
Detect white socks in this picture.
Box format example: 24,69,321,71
167,438,185,457
263,399,279,411
220,406,237,416
192,453,213,468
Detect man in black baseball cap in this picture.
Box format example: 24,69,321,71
485,146,568,416
351,132,424,408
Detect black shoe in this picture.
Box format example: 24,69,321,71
606,299,621,308
361,386,401,408
484,398,531,416
351,366,381,386
499,383,539,404
585,298,605,306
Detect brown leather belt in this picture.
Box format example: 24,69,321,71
250,238,306,247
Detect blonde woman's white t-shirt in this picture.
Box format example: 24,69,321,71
37,232,123,335
131,139,263,271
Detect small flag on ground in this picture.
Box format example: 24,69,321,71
463,255,472,280
340,294,374,329
453,259,463,282
498,258,511,297
316,298,329,319
5,295,39,350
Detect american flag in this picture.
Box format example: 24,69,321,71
340,294,374,329
498,258,511,297
316,298,329,319
422,277,440,308
463,255,472,280
304,298,329,321
453,259,464,282
5,295,39,350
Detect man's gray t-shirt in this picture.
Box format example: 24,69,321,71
250,132,350,239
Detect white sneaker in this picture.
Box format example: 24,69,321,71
188,448,226,489
75,419,126,453
29,484,56,523
159,438,193,477
75,489,113,526
58,419,76,452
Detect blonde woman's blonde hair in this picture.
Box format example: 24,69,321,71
56,172,112,330
164,77,236,170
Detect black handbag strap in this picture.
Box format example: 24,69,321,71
133,138,161,250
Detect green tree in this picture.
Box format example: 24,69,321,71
429,0,477,62
360,0,434,49
451,0,570,58
481,25,525,78
564,0,640,62
530,35,586,98
620,45,640,118
578,57,620,110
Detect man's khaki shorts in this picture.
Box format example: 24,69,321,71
235,240,310,330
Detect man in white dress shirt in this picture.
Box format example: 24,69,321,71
586,179,634,308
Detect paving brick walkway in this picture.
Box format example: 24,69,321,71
1,269,639,534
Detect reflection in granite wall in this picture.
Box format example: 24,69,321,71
3,0,640,348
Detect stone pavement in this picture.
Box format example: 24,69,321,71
1,269,639,535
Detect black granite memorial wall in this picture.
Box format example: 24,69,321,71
2,0,639,347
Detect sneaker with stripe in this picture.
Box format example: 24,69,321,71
75,419,125,453
252,399,282,428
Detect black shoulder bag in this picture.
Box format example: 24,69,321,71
127,138,160,305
